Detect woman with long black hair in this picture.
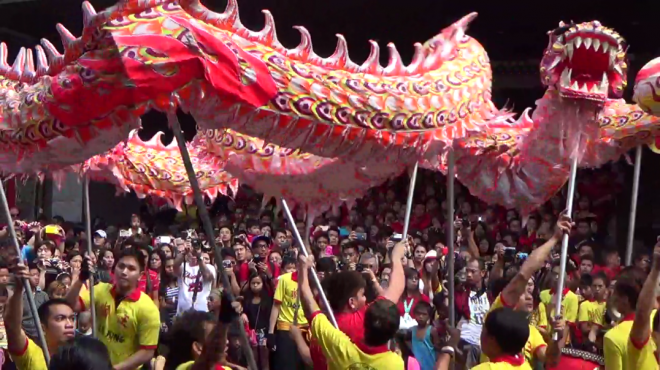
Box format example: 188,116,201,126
242,272,273,370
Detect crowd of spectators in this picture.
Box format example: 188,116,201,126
0,165,655,370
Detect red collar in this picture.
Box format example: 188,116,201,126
490,354,525,366
356,340,390,355
291,271,298,283
110,285,142,301
549,287,570,296
621,313,635,322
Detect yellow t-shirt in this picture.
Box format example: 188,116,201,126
79,282,160,365
175,361,231,370
529,303,547,330
604,311,657,370
9,337,47,370
482,295,547,365
311,311,404,370
578,300,607,326
472,354,532,370
274,272,307,328
627,335,659,370
539,289,579,323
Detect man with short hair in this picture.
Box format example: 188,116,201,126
173,239,216,313
6,261,76,370
341,242,360,270
21,264,49,342
298,254,403,369
359,252,378,275
66,248,160,370
579,255,595,275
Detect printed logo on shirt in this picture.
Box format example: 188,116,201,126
346,364,378,370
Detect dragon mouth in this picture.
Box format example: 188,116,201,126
557,31,620,102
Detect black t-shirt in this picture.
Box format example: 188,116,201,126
243,296,272,332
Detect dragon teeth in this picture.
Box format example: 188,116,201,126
565,43,574,60
583,38,592,50
609,49,616,68
574,37,583,49
561,68,572,86
592,39,601,52
601,72,609,91
571,81,579,90
601,42,609,53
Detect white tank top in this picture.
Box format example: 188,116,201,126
459,290,490,345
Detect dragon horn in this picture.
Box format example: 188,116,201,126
288,26,313,58
256,10,280,46
327,34,355,70
456,12,478,31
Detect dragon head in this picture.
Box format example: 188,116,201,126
540,20,628,103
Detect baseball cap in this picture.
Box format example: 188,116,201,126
94,230,107,239
424,250,438,260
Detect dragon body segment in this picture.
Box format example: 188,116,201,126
0,0,506,174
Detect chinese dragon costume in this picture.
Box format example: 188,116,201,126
1,0,658,214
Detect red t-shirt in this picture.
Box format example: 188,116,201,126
592,265,620,281
397,294,430,316
138,270,160,294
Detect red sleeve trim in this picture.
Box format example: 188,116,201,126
273,299,282,304
630,335,650,350
499,294,514,308
310,310,323,322
8,337,29,357
140,345,158,350
78,296,86,311
533,344,548,356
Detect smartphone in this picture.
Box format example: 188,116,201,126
355,232,367,241
516,252,529,261
253,255,264,264
337,261,346,271
339,227,349,237
222,260,233,269
119,229,131,238
356,263,364,272
390,233,403,243
156,236,172,245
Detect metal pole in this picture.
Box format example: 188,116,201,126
625,146,642,266
168,113,258,370
82,177,97,338
446,151,456,329
0,180,50,363
281,198,338,327
553,154,579,340
293,213,313,326
402,162,419,239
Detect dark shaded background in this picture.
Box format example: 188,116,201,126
1,0,660,249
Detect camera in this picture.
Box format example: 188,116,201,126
503,247,517,262
222,260,233,269
516,252,529,261
355,232,367,241
253,255,264,264
389,233,403,243
356,263,364,272
337,261,346,271
190,239,202,250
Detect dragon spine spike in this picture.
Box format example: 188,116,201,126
0,42,8,74
81,1,98,28
257,10,282,48
220,0,240,27
56,23,76,49
40,38,63,65
326,34,356,70
358,40,382,74
7,47,26,80
34,45,49,76
20,48,36,82
406,42,425,74
287,26,313,58
384,43,404,76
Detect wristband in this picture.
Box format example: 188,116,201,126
440,346,455,357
